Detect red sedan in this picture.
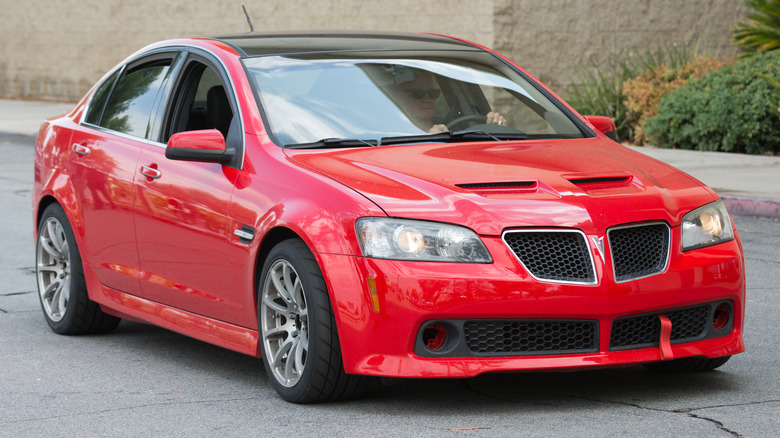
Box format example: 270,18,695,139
33,32,745,403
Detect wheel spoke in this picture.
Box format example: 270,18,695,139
37,261,60,275
271,269,293,304
47,220,65,254
282,264,296,301
50,281,65,316
42,279,60,301
294,332,308,372
263,294,288,315
292,277,305,309
272,336,293,369
40,236,60,260
262,324,289,341
284,337,300,382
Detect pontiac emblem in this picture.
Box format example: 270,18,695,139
591,236,606,263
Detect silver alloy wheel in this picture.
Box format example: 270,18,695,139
36,217,71,322
260,258,309,388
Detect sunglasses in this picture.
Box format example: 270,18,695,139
403,88,441,99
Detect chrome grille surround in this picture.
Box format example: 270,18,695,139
607,222,671,283
502,229,597,285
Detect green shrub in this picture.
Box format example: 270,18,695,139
622,55,732,145
565,43,707,141
645,50,780,154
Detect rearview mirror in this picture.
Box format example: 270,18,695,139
165,129,236,163
584,115,619,142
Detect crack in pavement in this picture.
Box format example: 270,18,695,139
677,410,741,437
458,381,780,437
0,395,261,425
570,396,780,438
0,291,35,297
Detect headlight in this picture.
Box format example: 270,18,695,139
355,218,492,263
681,200,734,251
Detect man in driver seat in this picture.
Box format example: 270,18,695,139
390,67,506,134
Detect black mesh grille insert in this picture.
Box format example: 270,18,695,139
464,320,598,355
503,231,595,283
609,305,710,350
608,223,670,282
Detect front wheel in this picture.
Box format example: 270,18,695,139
36,203,120,335
258,239,365,403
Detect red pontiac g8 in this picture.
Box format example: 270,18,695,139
33,32,745,403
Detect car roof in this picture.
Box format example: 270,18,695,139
209,31,483,57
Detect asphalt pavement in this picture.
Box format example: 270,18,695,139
1,100,779,436
2,98,779,218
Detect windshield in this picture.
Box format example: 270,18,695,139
243,51,587,146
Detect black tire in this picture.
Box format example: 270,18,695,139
643,355,731,373
257,238,366,403
35,204,121,335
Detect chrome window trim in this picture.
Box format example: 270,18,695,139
606,221,671,284
78,122,168,148
79,43,246,168
501,228,598,286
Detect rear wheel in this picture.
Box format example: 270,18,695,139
644,356,731,373
36,204,120,335
258,239,365,403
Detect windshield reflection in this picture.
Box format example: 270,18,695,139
244,53,584,146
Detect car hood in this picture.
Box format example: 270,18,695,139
286,138,717,235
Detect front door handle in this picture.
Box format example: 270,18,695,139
139,165,162,179
72,144,90,156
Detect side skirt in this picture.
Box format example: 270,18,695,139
84,263,260,357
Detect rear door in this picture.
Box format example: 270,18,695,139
68,54,176,295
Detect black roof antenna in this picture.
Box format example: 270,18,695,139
242,5,255,32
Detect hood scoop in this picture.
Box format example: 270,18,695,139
454,180,541,198
566,174,634,191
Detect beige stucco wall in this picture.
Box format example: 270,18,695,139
494,0,748,90
1,0,746,102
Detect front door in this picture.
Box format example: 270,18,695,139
134,56,248,326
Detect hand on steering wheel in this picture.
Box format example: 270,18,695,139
446,114,487,131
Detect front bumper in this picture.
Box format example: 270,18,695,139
317,232,745,378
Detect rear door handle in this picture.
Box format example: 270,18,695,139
139,165,162,179
71,144,90,156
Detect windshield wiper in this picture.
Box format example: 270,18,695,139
285,138,378,149
380,130,527,146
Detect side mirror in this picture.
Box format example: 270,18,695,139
584,115,619,142
165,129,236,163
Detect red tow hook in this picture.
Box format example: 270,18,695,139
658,314,673,360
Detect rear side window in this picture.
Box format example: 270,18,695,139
84,69,121,126
99,60,171,138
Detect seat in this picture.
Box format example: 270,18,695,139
207,85,232,138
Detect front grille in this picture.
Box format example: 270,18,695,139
503,230,596,284
609,305,710,350
464,320,598,355
608,223,670,282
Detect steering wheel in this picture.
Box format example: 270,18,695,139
446,114,487,131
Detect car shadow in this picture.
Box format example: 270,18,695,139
97,320,743,411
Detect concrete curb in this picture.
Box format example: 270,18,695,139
722,196,780,220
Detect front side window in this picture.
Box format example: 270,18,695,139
99,60,172,138
165,61,234,140
244,52,586,146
